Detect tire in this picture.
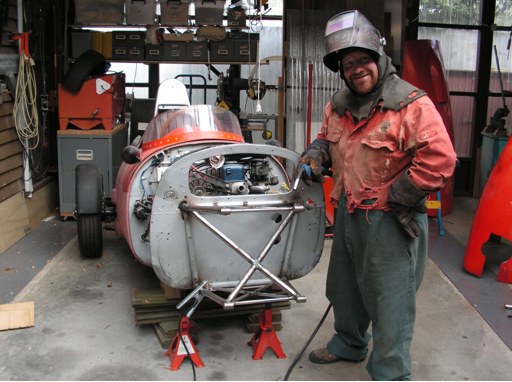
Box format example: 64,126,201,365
61,50,110,93
76,164,102,214
77,214,103,258
75,163,104,258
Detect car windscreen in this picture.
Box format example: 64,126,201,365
142,105,244,146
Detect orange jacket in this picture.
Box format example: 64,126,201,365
318,95,456,213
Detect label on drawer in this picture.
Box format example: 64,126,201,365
76,149,93,160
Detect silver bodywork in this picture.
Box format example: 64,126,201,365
117,105,325,308
149,143,325,292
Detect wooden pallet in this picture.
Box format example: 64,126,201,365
131,287,291,348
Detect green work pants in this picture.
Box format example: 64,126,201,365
325,198,428,381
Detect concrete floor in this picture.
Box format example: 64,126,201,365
1,197,512,380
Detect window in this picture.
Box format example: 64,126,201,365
419,0,482,24
110,62,149,98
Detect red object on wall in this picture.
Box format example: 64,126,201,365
402,40,455,216
58,74,125,130
463,136,512,283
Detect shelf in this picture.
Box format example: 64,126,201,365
108,60,259,65
69,24,249,30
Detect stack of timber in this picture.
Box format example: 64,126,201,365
131,286,291,348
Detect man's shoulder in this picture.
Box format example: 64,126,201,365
390,75,425,97
381,75,426,111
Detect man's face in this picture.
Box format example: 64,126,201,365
341,50,379,95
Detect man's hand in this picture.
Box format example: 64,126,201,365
388,200,427,238
388,172,429,239
299,139,330,183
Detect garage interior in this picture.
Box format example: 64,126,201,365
1,0,512,380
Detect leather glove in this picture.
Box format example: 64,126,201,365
388,172,429,239
299,139,330,183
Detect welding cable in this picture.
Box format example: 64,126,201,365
283,303,332,381
178,315,197,381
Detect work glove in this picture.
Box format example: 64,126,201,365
388,172,429,239
298,139,330,183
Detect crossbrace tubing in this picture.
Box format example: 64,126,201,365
177,202,308,312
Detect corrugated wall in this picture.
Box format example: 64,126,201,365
285,9,341,152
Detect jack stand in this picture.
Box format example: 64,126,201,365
165,316,205,371
248,306,286,360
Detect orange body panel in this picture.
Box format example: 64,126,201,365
402,40,455,217
463,137,512,283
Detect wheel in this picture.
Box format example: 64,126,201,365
75,163,104,258
77,214,103,258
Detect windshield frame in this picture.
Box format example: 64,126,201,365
141,105,244,151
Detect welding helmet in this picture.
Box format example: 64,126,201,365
323,10,386,72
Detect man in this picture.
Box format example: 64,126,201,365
300,10,457,381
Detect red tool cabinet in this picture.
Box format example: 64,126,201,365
58,73,125,130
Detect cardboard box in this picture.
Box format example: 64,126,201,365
194,0,225,26
160,0,191,26
125,0,156,25
0,302,34,331
162,31,195,41
227,7,246,27
74,0,124,25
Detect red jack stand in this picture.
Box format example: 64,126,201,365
248,308,286,360
498,257,512,283
165,317,205,371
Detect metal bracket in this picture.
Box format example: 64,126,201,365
177,280,208,318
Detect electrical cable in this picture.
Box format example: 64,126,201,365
283,303,332,381
13,51,39,150
178,315,197,381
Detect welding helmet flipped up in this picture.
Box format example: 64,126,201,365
323,10,386,72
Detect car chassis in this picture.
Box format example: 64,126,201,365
75,104,325,313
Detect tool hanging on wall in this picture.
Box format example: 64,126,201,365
247,78,266,100
12,32,39,149
11,31,37,197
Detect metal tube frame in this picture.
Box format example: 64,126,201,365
178,201,308,310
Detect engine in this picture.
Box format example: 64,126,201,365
190,155,280,196
132,149,283,222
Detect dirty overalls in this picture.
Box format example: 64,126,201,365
317,93,456,380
